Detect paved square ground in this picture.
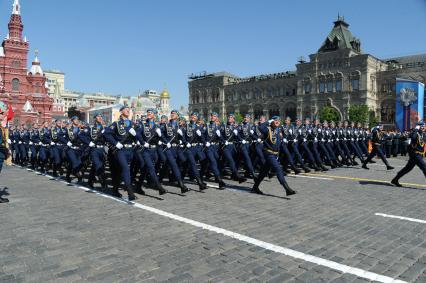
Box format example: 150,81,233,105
0,157,425,282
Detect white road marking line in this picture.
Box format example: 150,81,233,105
24,169,406,283
375,213,426,224
291,175,333,181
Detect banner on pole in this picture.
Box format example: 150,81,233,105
395,78,424,131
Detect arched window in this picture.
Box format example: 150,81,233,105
335,73,343,92
12,78,19,91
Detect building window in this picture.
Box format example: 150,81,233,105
304,82,311,94
335,79,342,92
12,78,19,91
12,60,20,68
327,81,333,93
319,82,325,93
351,79,359,91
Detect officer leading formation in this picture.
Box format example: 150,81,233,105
1,102,425,202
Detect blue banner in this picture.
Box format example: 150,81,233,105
395,78,424,131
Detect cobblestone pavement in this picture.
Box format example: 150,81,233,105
0,157,425,283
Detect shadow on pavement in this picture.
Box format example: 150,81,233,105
358,180,426,191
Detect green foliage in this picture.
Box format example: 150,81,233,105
319,106,340,122
369,111,378,128
234,113,244,124
348,105,369,123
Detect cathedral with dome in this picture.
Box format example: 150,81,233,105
0,0,52,125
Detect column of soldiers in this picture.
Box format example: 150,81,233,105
5,105,425,201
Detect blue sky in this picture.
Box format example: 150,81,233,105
1,0,425,108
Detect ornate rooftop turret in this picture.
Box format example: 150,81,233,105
318,15,362,53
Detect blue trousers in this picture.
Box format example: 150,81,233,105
114,148,134,187
239,144,254,174
90,147,105,174
142,148,160,184
18,144,27,162
254,143,266,166
0,151,4,173
223,144,239,176
257,152,287,187
50,145,62,166
280,142,296,168
66,148,82,172
395,152,426,179
289,142,305,167
164,148,182,181
29,145,38,161
365,145,389,166
205,145,221,178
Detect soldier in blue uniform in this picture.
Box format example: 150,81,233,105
162,110,190,193
221,114,246,183
251,116,296,196
29,122,41,170
252,116,266,169
84,113,107,190
304,118,328,171
135,109,167,195
203,112,227,189
103,106,138,200
38,121,51,173
362,124,394,170
61,116,83,183
238,114,257,178
391,121,425,186
50,119,65,177
280,118,301,174
12,125,21,164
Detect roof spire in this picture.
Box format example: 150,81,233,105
12,0,20,15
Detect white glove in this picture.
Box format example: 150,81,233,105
257,138,261,143
144,142,149,148
167,143,171,148
216,130,221,137
29,141,33,145
186,143,192,148
155,128,162,137
67,141,73,147
179,140,183,145
50,142,55,146
242,140,247,144
250,129,254,134
158,140,163,145
303,138,307,142
136,141,141,146
116,142,123,149
293,139,297,143
314,138,318,142
38,142,42,145
7,139,11,144
268,119,274,124
19,141,22,144
283,138,288,143
225,141,229,146
321,139,325,142
233,129,238,136
177,129,183,136
129,128,136,136
89,141,95,147
196,129,202,137
206,142,211,147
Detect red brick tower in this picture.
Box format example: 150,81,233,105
0,0,53,125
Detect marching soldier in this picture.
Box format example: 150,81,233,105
103,106,138,200
238,114,257,179
29,123,41,170
391,121,425,186
61,117,83,183
50,119,64,177
251,116,296,196
362,124,394,170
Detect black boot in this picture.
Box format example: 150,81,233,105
126,185,137,201
303,166,311,173
157,183,167,195
391,177,402,187
386,165,394,170
134,181,146,195
87,176,94,189
99,173,107,191
320,164,328,171
196,176,207,191
178,180,189,193
250,178,263,195
111,186,122,198
75,171,83,184
282,180,296,196
362,162,369,170
216,177,226,190
232,173,247,184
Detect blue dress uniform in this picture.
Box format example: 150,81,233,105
61,124,83,183
362,126,394,170
220,118,246,183
251,118,296,196
135,117,167,195
337,126,353,165
252,123,266,168
280,124,301,173
322,124,340,166
103,115,137,200
304,123,327,171
21,128,30,166
82,121,107,190
12,129,20,164
315,124,335,168
50,125,64,177
346,126,365,164
203,118,226,189
38,126,51,173
162,119,191,193
331,124,349,166
286,123,310,173
392,122,426,186
29,127,41,169
237,119,256,178
357,127,369,155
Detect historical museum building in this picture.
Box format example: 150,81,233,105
0,0,52,124
188,16,426,125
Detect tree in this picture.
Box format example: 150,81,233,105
369,111,379,128
348,105,369,123
67,106,81,119
319,106,340,122
234,113,244,124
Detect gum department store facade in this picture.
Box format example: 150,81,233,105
188,17,426,125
